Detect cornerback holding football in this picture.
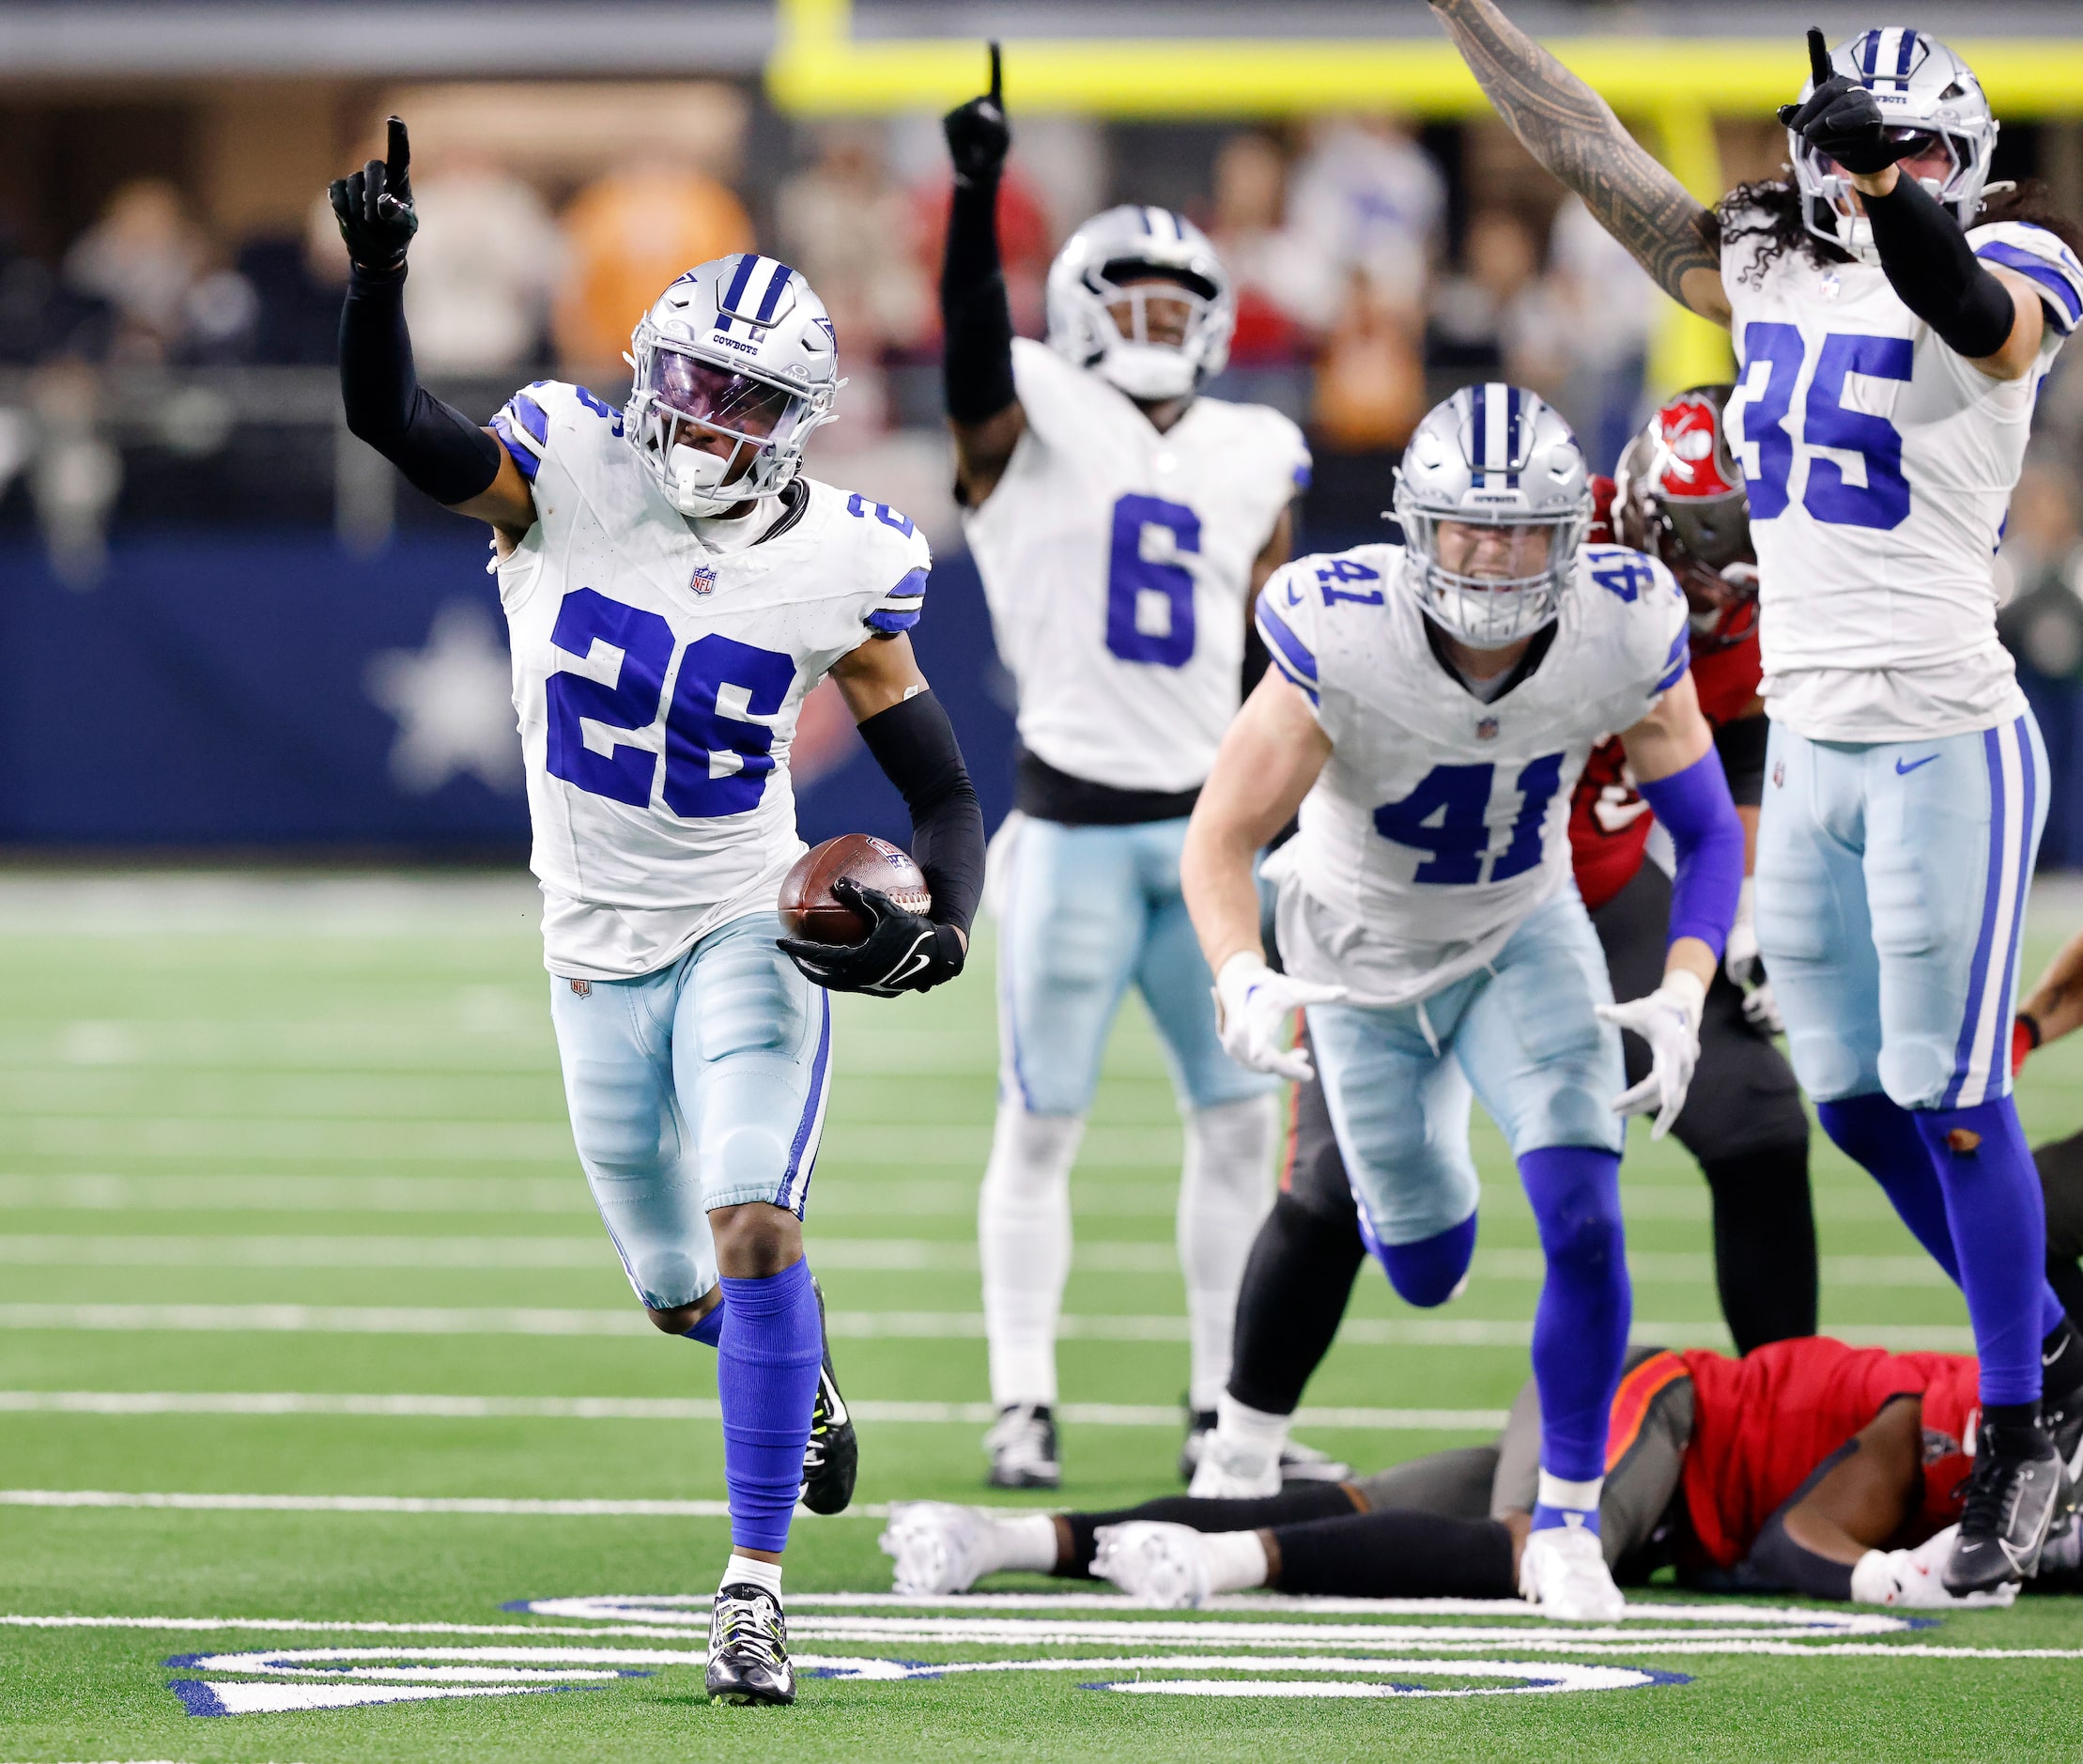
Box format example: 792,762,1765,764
329,119,986,1706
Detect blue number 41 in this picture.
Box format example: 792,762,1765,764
1372,753,1565,884
1316,557,1383,606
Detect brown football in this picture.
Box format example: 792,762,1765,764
779,834,933,945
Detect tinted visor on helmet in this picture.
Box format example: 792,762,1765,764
649,348,809,450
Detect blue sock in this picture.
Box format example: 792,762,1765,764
1815,1092,1962,1280
1913,1098,2047,1407
717,1259,824,1554
684,1304,725,1348
1519,1147,1629,1492
1374,1213,1478,1308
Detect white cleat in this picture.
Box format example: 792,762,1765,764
879,1500,997,1596
1188,1431,1282,1500
1092,1521,1211,1609
1519,1523,1627,1621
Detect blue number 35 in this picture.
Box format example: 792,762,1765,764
545,588,794,817
1738,324,1912,531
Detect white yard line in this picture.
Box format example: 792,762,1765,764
0,1390,1510,1430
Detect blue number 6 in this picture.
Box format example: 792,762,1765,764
1106,493,1200,668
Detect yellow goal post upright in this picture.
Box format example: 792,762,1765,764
766,0,2083,398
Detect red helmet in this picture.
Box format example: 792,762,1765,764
1613,384,1757,649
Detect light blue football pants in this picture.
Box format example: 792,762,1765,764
996,814,1274,1115
1305,888,1627,1248
1755,715,2045,1109
548,911,831,1313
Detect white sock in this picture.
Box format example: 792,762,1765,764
995,1512,1061,1574
1214,1390,1291,1458
1535,1470,1603,1523
1177,1095,1278,1412
1200,1528,1272,1594
722,1554,782,1599
980,1106,1084,1407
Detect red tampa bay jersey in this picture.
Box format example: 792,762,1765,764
489,379,931,981
1678,1336,1979,1570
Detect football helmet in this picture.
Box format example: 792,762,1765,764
625,254,841,517
1393,383,1592,648
1612,384,1759,649
1045,205,1235,402
1788,28,1998,266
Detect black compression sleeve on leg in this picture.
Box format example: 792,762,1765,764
1057,1486,1359,1578
940,171,1016,425
1713,713,1769,809
854,690,986,936
1861,176,2017,360
1227,1191,1368,1416
1272,1509,1517,1599
339,263,502,506
1701,1144,1819,1353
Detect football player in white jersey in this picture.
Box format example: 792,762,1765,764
1180,382,1746,1618
940,54,1312,1488
1426,2,2083,1594
331,121,986,1705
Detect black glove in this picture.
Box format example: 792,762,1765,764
329,116,419,272
943,41,1010,189
778,877,966,998
1777,27,1922,177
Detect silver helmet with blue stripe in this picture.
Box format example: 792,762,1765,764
1045,205,1235,402
625,254,841,517
1789,28,1998,267
1392,383,1592,648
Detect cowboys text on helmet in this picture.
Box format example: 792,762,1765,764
625,254,842,517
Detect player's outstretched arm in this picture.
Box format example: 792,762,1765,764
792,634,985,998
1778,30,2044,379
2016,924,2083,1063
941,43,1026,505
1424,0,1728,325
1601,673,1743,1137
1181,673,1343,1084
332,117,535,537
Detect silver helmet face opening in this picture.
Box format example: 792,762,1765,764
625,253,841,518
1395,383,1591,650
1788,28,1997,266
1045,206,1236,402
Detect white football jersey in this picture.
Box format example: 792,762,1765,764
1258,542,1690,1007
489,379,932,981
1722,214,2083,743
964,337,1310,795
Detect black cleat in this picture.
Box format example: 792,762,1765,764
799,1277,856,1516
706,1583,795,1706
1177,1401,1352,1486
984,1402,1059,1490
2042,1398,2083,1540
1944,1423,2070,1594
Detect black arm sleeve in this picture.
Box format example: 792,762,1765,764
1738,1441,1861,1601
339,262,504,506
856,690,986,936
940,174,1017,426
1862,176,2017,361
1714,712,1769,809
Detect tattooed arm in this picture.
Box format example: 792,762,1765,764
1427,0,1731,326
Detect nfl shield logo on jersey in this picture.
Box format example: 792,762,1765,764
690,564,717,596
1476,717,1500,741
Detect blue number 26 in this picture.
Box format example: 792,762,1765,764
545,588,794,817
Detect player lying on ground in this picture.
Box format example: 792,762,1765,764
1197,390,1818,1499
1179,382,1746,1617
939,49,1311,1492
329,121,986,1707
1426,0,2083,1596
886,1334,2080,1610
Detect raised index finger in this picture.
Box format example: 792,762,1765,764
1805,26,1834,89
987,41,1002,107
384,116,411,187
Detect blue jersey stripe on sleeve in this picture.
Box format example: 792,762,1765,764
488,413,541,483
885,565,929,605
506,392,549,445
1255,594,1318,684
1976,240,2083,331
866,607,921,633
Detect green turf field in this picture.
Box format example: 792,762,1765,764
2,870,2081,1763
